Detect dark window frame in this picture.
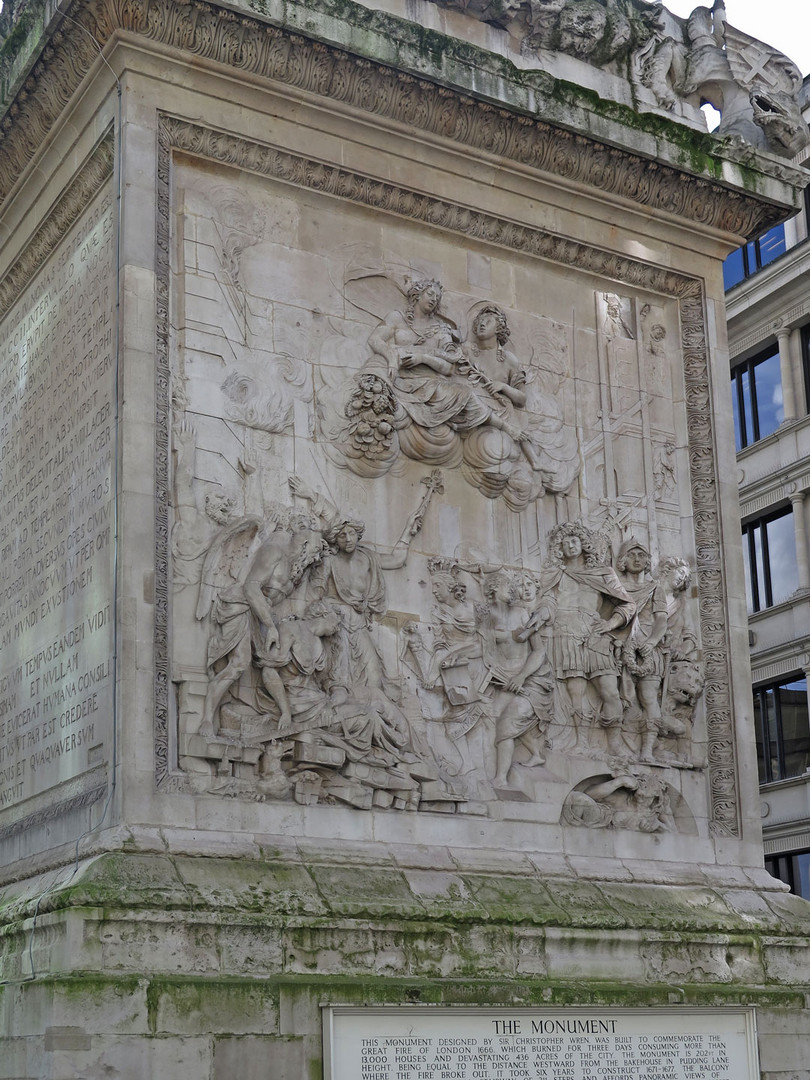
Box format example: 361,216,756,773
754,673,810,785
802,323,810,416
742,505,795,613
766,848,810,898
723,222,787,289
765,853,797,892
731,344,782,450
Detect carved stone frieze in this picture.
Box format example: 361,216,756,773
320,282,579,508
0,132,114,321
424,0,810,159
158,115,698,302
0,781,107,846
561,770,696,834
173,450,705,811
155,116,740,835
0,0,796,243
399,534,703,792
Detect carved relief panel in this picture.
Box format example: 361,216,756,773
156,120,732,838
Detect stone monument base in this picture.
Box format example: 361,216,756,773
2,838,810,1078
2,1,810,1077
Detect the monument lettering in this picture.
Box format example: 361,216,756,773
358,1033,733,1079
327,1009,757,1080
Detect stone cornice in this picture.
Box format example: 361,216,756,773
749,633,810,683
739,460,810,519
0,0,799,239
0,130,113,320
727,242,810,357
763,827,810,855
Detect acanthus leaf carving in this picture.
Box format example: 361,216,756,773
0,0,792,247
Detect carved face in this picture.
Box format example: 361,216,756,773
432,577,452,602
335,525,359,553
561,533,583,559
473,310,499,340
632,773,664,806
665,563,690,593
483,573,514,604
519,576,537,603
496,576,518,604
415,284,442,315
751,90,810,157
604,294,623,319
559,1,607,58
668,661,704,706
289,512,314,533
623,547,650,575
451,582,467,602
204,493,233,525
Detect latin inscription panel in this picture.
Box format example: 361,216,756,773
325,1008,758,1080
0,187,115,812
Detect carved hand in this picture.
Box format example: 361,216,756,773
406,509,423,537
238,454,257,477
289,476,314,502
174,418,196,457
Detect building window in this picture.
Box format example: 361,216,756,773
766,849,810,898
754,675,810,784
742,507,798,612
802,324,810,414
731,346,783,451
723,223,787,289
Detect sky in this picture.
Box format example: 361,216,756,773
664,0,810,78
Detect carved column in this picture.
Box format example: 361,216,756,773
785,214,802,250
790,327,806,414
790,490,810,591
776,326,797,422
801,656,810,730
